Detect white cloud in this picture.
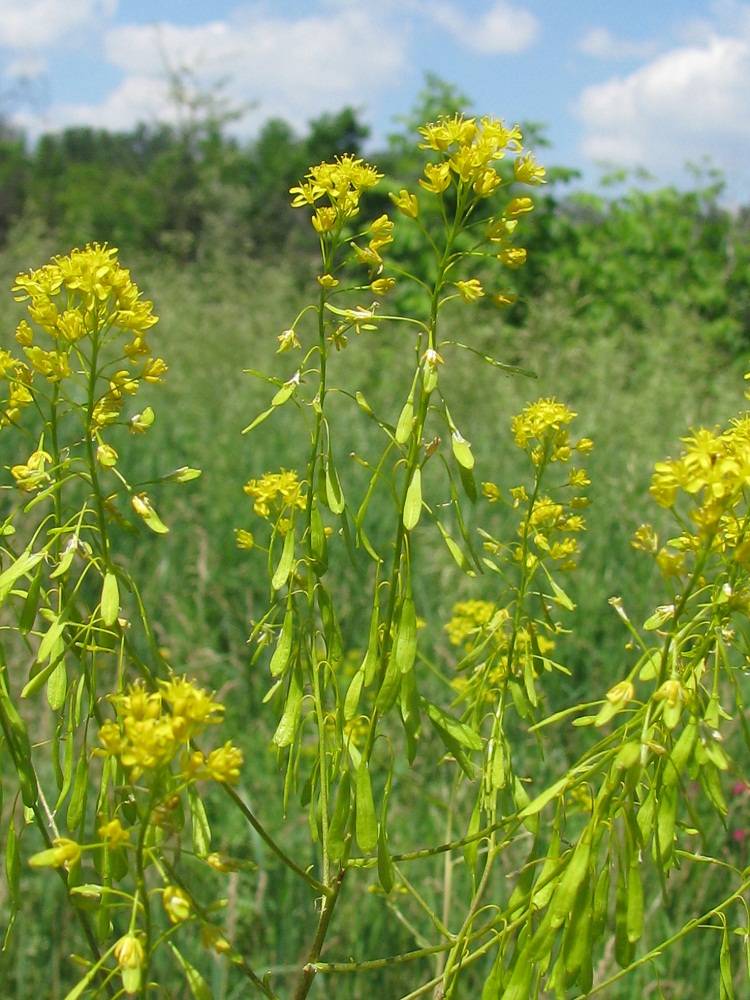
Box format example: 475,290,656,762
577,32,750,181
31,6,408,136
0,0,116,52
578,27,658,62
426,1,538,55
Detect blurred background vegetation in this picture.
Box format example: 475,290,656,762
1,73,749,997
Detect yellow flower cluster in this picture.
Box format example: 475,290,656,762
510,397,593,466
99,675,242,783
643,414,750,562
10,448,53,492
242,468,307,520
290,154,383,232
415,114,545,197
524,494,586,569
4,244,164,445
445,599,500,647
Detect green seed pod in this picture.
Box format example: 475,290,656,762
355,760,377,855
327,771,352,862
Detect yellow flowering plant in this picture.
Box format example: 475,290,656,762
0,116,748,999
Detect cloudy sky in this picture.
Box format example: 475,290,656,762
2,0,750,202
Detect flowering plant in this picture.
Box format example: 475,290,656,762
1,116,748,999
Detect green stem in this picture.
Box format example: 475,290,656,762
290,867,346,1000
221,783,330,896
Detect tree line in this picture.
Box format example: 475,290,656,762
1,74,749,350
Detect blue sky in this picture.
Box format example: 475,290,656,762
2,0,750,202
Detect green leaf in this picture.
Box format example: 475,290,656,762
100,571,119,627
421,698,481,778
392,596,417,674
5,820,20,910
271,527,295,591
162,466,202,483
451,431,474,470
344,668,364,721
66,743,89,831
269,606,294,677
403,468,422,530
168,942,213,1000
0,549,44,605
377,763,394,892
18,562,43,634
626,858,644,944
518,776,569,820
437,522,476,576
548,576,575,611
317,584,343,663
355,760,377,854
399,670,421,765
310,504,328,575
241,405,275,434
375,651,401,716
327,771,352,862
421,698,482,751
325,449,345,515
720,921,735,1000
46,660,67,712
188,784,212,856
395,400,414,445
272,666,304,748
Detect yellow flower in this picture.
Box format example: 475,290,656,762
482,481,502,502
514,153,547,185
96,443,118,468
14,320,34,347
511,398,576,450
455,279,484,303
277,328,301,352
419,161,452,194
312,207,338,233
201,924,232,955
129,407,154,434
160,674,224,740
497,247,527,269
473,167,501,197
491,291,517,309
389,189,418,219
317,274,339,289
113,933,145,995
654,679,688,729
98,817,130,850
142,357,168,383
235,528,255,549
606,680,635,706
11,448,53,492
290,155,382,227
162,884,192,924
506,196,535,216
205,741,244,784
29,837,82,870
371,277,396,296
243,468,306,519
